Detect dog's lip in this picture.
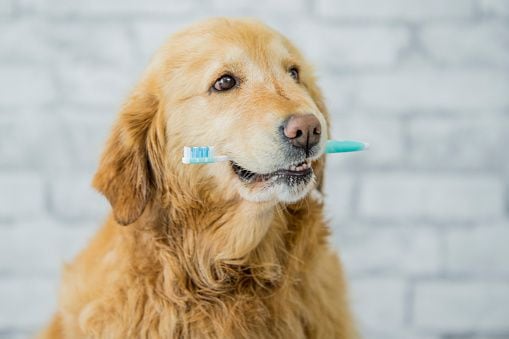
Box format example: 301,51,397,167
230,160,313,183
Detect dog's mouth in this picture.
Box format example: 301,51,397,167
231,160,313,185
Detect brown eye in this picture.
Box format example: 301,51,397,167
289,67,299,81
213,75,236,91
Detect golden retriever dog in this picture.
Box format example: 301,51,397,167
40,17,357,338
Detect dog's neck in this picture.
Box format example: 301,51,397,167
129,187,325,298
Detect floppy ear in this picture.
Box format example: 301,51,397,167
93,82,163,225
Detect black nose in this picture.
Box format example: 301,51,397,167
282,114,321,152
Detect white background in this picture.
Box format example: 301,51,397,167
1,0,509,338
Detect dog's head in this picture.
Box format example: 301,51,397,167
93,18,329,225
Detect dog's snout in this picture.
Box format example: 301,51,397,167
282,114,321,151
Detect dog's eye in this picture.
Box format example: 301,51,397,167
289,67,299,82
213,75,236,91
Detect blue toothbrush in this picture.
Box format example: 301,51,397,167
182,140,369,164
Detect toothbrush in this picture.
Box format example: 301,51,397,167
182,140,369,164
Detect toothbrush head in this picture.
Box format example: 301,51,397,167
182,146,215,164
182,146,229,164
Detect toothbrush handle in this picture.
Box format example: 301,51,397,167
214,155,229,162
325,140,369,153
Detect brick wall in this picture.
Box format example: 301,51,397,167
1,1,508,338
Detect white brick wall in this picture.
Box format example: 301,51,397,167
0,1,13,16
0,113,47,169
288,23,410,69
316,0,476,21
480,0,509,16
0,277,58,330
445,225,509,275
349,277,407,335
0,19,51,64
0,220,97,275
0,67,56,107
1,1,508,338
355,70,509,112
211,0,308,13
57,63,134,106
330,115,405,166
408,117,509,170
421,23,509,67
49,173,108,220
414,281,509,332
0,173,45,221
359,174,504,221
333,224,441,276
49,22,135,68
46,0,198,16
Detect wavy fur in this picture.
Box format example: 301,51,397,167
40,18,357,339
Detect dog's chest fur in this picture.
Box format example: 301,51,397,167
50,201,354,338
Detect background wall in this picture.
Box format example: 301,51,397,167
1,0,509,338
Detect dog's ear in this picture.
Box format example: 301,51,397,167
93,81,164,225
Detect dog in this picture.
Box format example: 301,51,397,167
40,18,357,338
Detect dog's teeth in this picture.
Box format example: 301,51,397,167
287,162,312,172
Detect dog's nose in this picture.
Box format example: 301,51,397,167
283,114,321,151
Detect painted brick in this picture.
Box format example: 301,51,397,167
334,225,440,276
329,116,404,166
0,220,98,275
350,278,406,334
0,3,508,338
0,112,82,172
356,70,509,113
324,171,355,221
48,22,134,68
408,117,509,170
0,331,32,339
212,0,306,13
57,63,135,106
0,172,45,221
361,330,440,339
135,22,409,88
46,0,197,16
421,23,509,67
58,113,113,170
0,277,58,329
16,0,47,14
132,20,197,68
316,74,356,113
446,225,509,275
359,173,504,221
0,1,12,16
49,172,108,220
288,22,410,69
0,113,44,169
0,111,112,171
480,0,509,17
316,0,475,21
0,19,51,64
414,281,509,332
0,67,56,107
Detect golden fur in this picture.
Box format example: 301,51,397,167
40,18,357,338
